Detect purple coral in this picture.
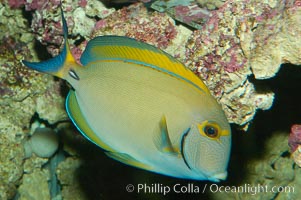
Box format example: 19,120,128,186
7,0,25,9
92,3,177,49
78,0,87,8
174,4,211,24
7,0,60,11
288,124,301,152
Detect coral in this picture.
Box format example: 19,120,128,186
7,0,61,11
89,0,301,129
5,0,300,129
19,0,301,128
34,81,67,124
288,124,301,152
6,0,25,9
56,157,86,199
92,3,179,49
21,133,65,200
277,168,301,199
0,4,66,198
248,1,301,79
6,0,114,57
0,132,24,200
151,0,194,11
213,132,295,200
151,0,211,29
0,5,46,199
289,124,301,167
2,0,301,199
84,0,115,18
91,2,193,69
17,169,51,200
0,3,32,43
291,146,301,167
196,0,226,10
24,127,59,158
182,0,301,128
78,0,87,8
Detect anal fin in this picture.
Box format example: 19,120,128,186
105,152,152,171
66,90,116,152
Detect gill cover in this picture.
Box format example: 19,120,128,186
182,121,231,181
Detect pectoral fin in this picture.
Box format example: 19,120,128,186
105,152,152,170
153,115,180,154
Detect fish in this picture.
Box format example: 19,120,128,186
22,9,231,182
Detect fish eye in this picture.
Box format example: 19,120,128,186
204,125,218,138
197,120,229,141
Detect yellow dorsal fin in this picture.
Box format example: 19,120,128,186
80,36,210,94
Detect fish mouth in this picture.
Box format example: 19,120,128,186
208,171,228,182
180,127,228,182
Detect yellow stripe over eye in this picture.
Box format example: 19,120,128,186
197,120,229,142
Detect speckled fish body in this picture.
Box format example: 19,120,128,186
23,10,231,182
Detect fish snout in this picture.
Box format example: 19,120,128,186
209,171,228,182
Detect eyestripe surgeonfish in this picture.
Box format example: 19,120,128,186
22,9,231,182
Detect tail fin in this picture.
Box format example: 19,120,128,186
22,7,77,78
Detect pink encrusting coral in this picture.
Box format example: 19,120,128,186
7,0,61,11
7,0,113,59
174,4,211,24
182,0,301,128
91,3,177,49
78,0,87,8
11,0,301,129
0,36,38,97
2,1,301,198
7,0,69,56
71,40,88,63
289,124,301,152
289,124,301,167
7,0,26,9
